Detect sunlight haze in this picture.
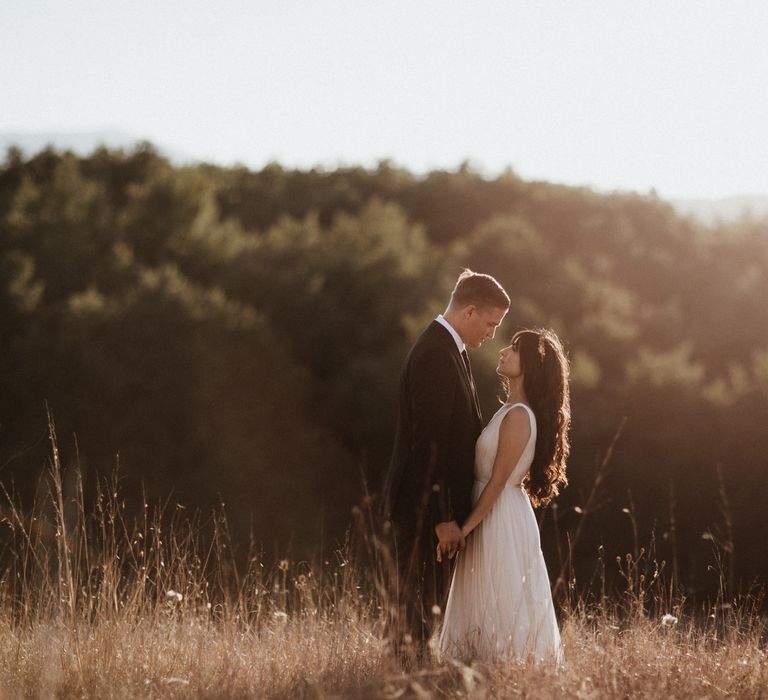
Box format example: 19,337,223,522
2,0,767,198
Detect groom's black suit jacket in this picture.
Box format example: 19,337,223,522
384,320,483,536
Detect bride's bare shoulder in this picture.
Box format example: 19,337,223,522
499,405,531,442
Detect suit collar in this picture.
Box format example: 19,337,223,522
434,314,465,353
429,320,462,356
428,321,482,422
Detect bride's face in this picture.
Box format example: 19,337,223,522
497,341,522,379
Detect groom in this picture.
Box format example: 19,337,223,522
383,269,509,649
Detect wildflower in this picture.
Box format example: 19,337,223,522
661,613,678,626
431,605,441,616
165,590,183,603
273,611,288,620
573,506,584,514
163,677,190,686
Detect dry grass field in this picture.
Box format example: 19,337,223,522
1,597,766,698
1,432,765,698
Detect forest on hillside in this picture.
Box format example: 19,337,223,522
1,144,766,595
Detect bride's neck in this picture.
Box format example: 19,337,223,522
505,378,528,405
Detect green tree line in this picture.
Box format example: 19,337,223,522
1,145,766,593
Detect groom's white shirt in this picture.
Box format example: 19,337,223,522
435,314,465,354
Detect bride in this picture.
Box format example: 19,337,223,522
438,328,570,663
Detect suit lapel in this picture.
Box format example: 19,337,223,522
429,322,482,423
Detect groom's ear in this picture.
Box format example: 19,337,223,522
464,304,478,318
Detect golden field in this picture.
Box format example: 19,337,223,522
0,433,765,699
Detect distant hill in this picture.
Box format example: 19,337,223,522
670,194,768,224
0,130,191,163
0,130,140,155
3,133,767,226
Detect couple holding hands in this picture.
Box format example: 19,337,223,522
383,269,569,664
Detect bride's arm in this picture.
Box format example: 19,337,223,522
460,407,531,538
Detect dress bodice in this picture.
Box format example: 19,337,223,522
474,402,537,488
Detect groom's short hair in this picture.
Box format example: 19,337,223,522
450,269,510,309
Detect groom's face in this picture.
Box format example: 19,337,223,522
463,305,508,348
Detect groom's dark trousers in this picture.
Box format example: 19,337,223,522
382,320,482,648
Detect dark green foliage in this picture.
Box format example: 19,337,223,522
0,145,766,589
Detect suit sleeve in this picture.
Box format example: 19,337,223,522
408,345,458,527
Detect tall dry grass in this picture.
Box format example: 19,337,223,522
0,421,766,698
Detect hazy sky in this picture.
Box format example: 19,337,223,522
2,1,767,198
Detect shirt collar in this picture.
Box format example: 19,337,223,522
435,314,465,354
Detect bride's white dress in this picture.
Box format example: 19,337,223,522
439,402,563,663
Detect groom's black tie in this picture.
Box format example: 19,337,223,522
461,350,481,419
460,350,472,380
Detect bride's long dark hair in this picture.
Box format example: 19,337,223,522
504,328,571,507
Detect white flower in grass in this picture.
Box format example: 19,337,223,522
273,611,288,620
661,613,678,626
165,590,183,603
163,677,190,686
431,605,441,616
